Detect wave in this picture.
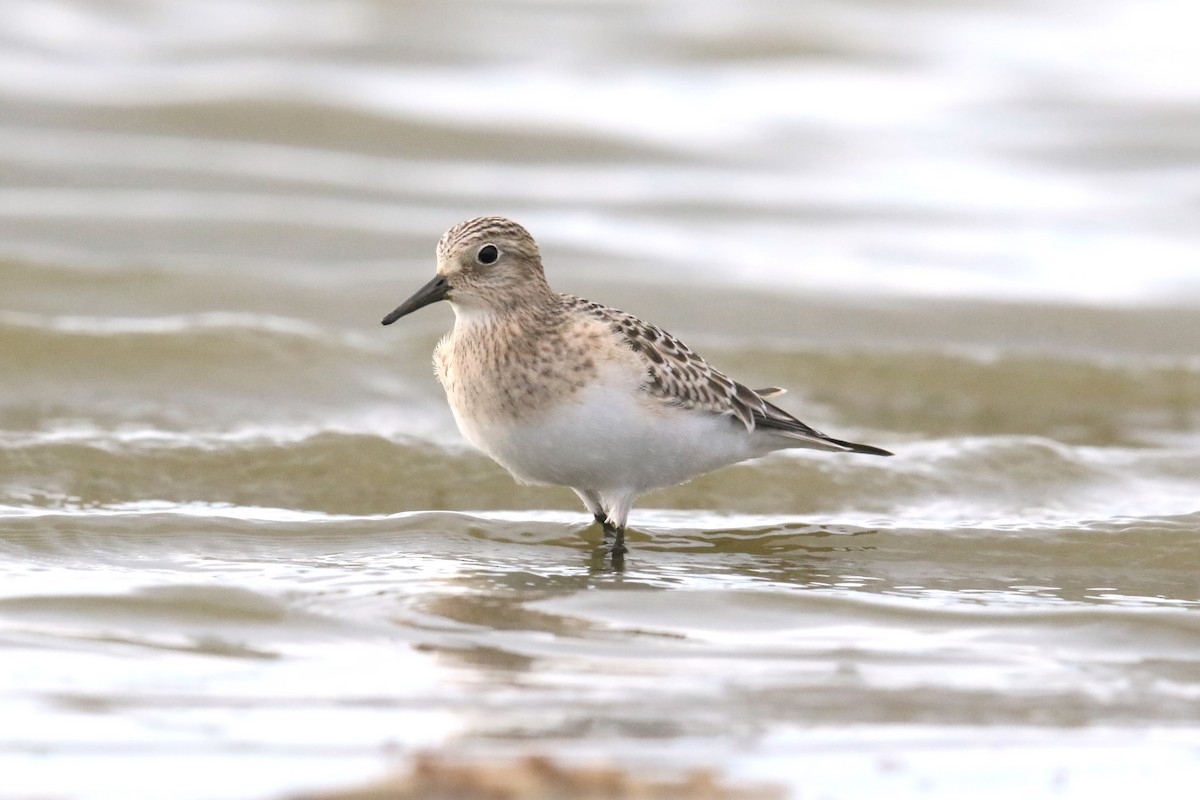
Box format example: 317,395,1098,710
0,309,442,431
0,309,370,341
3,302,1197,442
2,500,1197,618
0,428,1195,525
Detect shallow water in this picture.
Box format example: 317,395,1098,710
3,1,1200,798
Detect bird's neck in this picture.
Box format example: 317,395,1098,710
450,291,563,335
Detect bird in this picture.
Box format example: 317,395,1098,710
382,216,891,558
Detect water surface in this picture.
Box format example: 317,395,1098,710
3,1,1200,798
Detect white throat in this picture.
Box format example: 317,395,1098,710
448,300,500,329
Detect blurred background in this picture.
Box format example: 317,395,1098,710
3,1,1200,799
6,0,1200,306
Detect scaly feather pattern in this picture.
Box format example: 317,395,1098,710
559,294,884,454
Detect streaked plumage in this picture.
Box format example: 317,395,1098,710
383,216,891,558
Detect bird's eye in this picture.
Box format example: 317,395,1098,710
477,244,499,265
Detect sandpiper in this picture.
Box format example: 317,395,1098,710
382,216,891,557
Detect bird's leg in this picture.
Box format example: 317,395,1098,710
576,489,631,558
595,514,627,553
610,526,627,557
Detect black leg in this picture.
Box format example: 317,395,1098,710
610,526,627,556
591,512,627,559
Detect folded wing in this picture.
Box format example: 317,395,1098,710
563,295,892,457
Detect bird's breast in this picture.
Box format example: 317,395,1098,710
434,315,632,433
430,313,767,491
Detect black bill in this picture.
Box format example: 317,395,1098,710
381,274,450,325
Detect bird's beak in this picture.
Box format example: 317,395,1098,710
381,274,451,325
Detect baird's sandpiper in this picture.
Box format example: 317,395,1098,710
383,216,891,557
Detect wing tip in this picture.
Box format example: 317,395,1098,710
827,437,894,457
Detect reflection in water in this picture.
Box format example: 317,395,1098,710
589,544,625,575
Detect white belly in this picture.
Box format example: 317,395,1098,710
451,375,768,494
